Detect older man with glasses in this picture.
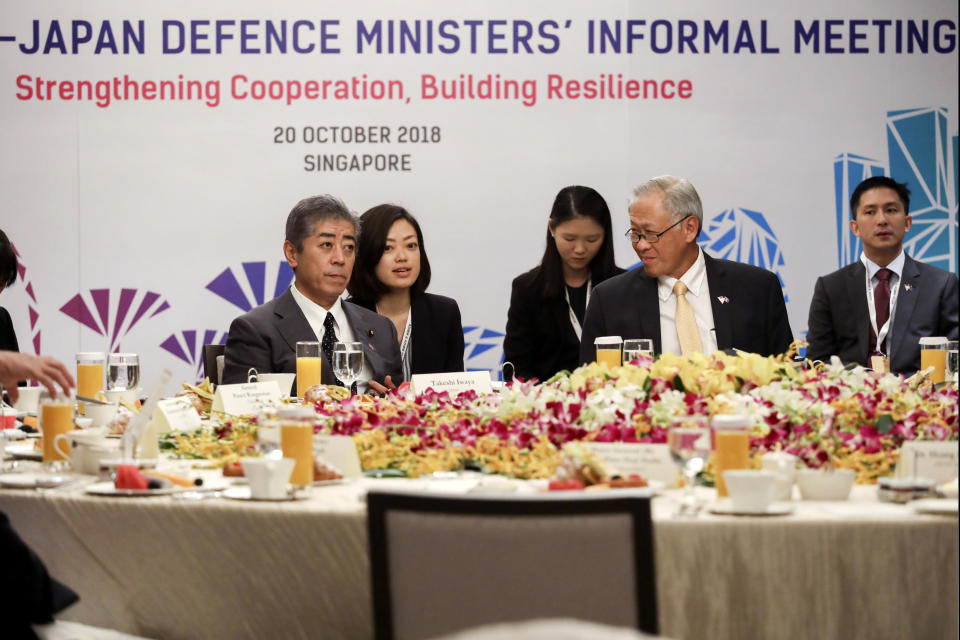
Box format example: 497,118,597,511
579,175,793,362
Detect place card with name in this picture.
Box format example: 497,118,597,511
410,371,492,396
582,442,679,486
896,441,958,484
314,435,362,478
211,381,282,416
151,397,202,434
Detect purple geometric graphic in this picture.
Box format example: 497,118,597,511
9,240,41,354
160,329,228,381
206,260,294,311
59,288,170,352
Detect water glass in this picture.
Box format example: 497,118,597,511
107,353,140,391
946,341,959,385
667,416,710,517
333,342,364,394
622,338,654,364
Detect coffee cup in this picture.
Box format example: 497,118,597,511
723,470,778,513
84,401,119,428
55,428,112,474
242,457,296,500
13,386,41,413
99,388,141,406
255,373,297,397
761,451,798,501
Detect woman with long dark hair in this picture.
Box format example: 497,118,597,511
503,186,623,381
349,205,464,379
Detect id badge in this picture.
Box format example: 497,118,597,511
870,354,890,373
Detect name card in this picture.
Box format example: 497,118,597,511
582,442,679,486
315,434,362,478
410,371,493,396
151,397,202,434
211,381,282,416
896,441,959,484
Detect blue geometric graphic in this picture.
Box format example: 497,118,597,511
160,329,229,382
834,107,958,275
700,208,789,302
206,261,294,311
463,326,506,380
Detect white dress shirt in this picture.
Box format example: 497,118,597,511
860,250,904,351
657,248,719,355
288,284,374,389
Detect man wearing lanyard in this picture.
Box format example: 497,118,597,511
806,176,959,374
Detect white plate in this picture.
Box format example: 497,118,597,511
221,486,305,502
84,481,183,497
313,478,346,487
5,443,42,460
709,502,795,516
910,499,959,516
0,472,73,489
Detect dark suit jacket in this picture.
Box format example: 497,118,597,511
504,267,625,382
579,253,793,363
806,254,959,374
351,293,465,375
222,289,403,386
0,307,19,352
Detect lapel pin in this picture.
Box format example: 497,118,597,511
368,329,375,336
904,284,913,292
717,296,730,304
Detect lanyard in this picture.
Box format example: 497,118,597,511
864,266,899,356
564,278,591,340
399,307,412,381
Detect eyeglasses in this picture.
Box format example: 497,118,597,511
624,215,690,244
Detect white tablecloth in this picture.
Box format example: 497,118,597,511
1,464,957,640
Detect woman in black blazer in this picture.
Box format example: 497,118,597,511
504,186,623,382
349,205,464,379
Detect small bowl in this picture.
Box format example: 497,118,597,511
796,468,856,500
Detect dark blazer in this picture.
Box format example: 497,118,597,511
504,266,625,382
0,307,19,352
352,293,465,375
222,288,403,386
806,254,959,374
579,252,793,363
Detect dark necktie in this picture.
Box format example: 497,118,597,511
871,268,893,354
322,312,343,387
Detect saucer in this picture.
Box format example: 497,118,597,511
0,472,73,489
222,486,305,502
5,443,42,461
910,499,958,516
709,501,795,516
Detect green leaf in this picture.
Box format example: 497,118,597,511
875,414,895,434
671,374,685,392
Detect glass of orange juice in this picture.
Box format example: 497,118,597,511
594,336,623,368
296,341,322,399
279,407,315,489
711,414,751,498
76,352,105,401
919,337,948,384
41,398,75,471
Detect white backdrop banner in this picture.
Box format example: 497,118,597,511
1,0,957,385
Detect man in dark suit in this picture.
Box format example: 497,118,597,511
806,176,959,374
1,228,20,354
223,195,403,390
580,175,792,363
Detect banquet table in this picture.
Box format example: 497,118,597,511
1,463,957,640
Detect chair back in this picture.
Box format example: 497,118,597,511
202,344,226,385
367,491,658,640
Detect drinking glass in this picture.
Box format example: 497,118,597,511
594,336,622,367
296,341,322,399
41,397,74,471
333,342,364,394
622,339,654,364
946,341,959,385
919,337,948,384
76,352,105,400
667,416,711,517
107,353,140,391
